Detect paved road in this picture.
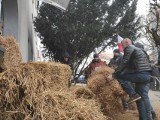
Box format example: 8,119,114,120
149,90,160,119
149,90,160,109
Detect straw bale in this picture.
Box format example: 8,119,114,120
74,87,95,99
91,66,114,76
87,66,126,117
0,36,22,71
128,102,137,110
0,62,72,93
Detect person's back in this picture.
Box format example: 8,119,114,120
135,42,157,119
117,44,151,74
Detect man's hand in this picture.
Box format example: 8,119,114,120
105,74,114,82
107,74,113,80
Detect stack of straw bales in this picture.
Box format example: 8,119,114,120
87,66,126,117
0,36,22,71
0,62,109,120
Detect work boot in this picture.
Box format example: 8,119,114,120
128,94,141,104
152,111,157,120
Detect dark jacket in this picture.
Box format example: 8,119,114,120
108,53,123,69
115,45,151,75
61,58,73,70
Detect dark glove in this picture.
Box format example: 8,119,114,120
112,71,121,79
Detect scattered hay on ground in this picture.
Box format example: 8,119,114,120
0,90,109,120
87,66,126,117
113,110,138,120
0,36,22,71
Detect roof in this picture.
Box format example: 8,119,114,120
41,0,70,10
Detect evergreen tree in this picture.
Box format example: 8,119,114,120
34,0,140,72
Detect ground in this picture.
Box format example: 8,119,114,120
115,90,160,120
74,84,160,120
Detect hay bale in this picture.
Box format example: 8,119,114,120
0,36,22,71
87,66,126,116
74,87,95,99
128,103,137,110
91,66,114,75
0,62,72,92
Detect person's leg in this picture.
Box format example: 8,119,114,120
148,83,157,119
117,79,136,96
120,72,151,83
116,72,151,104
117,72,153,120
118,71,150,94
151,106,157,119
136,83,153,120
117,78,142,104
136,99,146,120
135,84,147,120
121,96,129,111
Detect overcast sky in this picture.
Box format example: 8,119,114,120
137,0,149,16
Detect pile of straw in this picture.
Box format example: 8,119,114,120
0,62,109,120
0,36,22,71
0,62,71,119
74,87,95,99
87,66,126,117
0,90,109,120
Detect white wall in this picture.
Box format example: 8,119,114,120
2,0,36,62
2,0,18,40
17,0,29,62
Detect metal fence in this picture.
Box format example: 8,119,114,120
150,76,160,91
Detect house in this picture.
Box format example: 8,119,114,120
0,0,70,62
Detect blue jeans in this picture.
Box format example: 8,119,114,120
117,72,153,120
135,83,152,120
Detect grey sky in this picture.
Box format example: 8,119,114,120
137,0,149,15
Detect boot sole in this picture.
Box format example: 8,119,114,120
128,97,141,104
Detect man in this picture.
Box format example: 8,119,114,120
85,53,106,78
135,42,157,120
61,52,73,87
108,49,123,69
61,52,72,69
108,38,153,120
108,49,129,112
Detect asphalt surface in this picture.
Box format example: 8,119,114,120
149,90,160,110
